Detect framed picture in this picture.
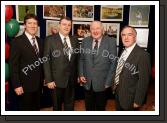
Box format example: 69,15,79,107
135,28,149,48
72,21,91,41
16,5,36,23
129,5,150,27
72,5,94,21
15,25,40,37
46,20,59,36
43,5,66,20
102,23,120,45
100,5,123,21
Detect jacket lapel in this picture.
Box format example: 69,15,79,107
22,33,38,57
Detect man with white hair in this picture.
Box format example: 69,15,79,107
79,21,117,111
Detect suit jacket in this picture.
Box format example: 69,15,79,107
9,33,44,92
43,33,79,88
79,35,117,92
112,44,151,110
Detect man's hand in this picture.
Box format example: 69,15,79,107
133,102,140,108
80,76,87,83
105,85,110,89
47,82,56,89
14,87,24,96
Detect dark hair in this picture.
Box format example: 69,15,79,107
59,16,72,24
121,25,137,35
24,14,38,25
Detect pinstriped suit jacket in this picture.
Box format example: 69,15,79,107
112,44,151,110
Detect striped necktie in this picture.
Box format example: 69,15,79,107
32,37,39,55
113,49,127,93
92,40,98,63
63,37,70,59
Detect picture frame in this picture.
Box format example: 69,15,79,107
43,5,66,20
100,5,123,21
72,21,91,41
15,25,40,37
46,20,59,36
72,5,94,21
16,5,36,23
1,1,159,118
129,5,150,27
102,23,120,45
135,28,149,48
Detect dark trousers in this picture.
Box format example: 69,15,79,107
51,82,74,111
18,90,41,111
84,85,107,111
115,93,139,111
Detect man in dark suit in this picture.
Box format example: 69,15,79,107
43,17,79,111
79,21,117,111
9,14,43,111
112,26,151,111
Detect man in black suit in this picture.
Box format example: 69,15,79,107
112,26,151,111
9,14,43,111
43,17,79,111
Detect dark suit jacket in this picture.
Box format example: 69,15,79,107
112,44,151,110
9,33,44,92
43,33,79,88
79,35,117,92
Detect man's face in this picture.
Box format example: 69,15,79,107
59,19,72,36
121,27,136,48
24,18,38,36
90,22,103,40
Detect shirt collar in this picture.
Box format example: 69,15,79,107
93,37,102,42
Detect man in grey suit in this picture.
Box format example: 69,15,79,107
112,26,151,111
43,17,79,111
79,21,117,111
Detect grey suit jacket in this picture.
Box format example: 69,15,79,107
79,35,117,92
43,33,79,88
112,44,151,110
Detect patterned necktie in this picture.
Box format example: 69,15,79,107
113,49,127,93
32,37,39,55
63,37,70,59
92,40,98,63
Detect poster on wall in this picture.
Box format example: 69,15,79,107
129,5,150,27
16,5,36,23
102,23,120,45
100,5,123,21
15,25,40,37
46,20,59,36
135,28,149,47
43,5,66,20
72,21,91,41
72,5,94,21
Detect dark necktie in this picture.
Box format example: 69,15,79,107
92,40,98,63
63,37,70,59
32,37,39,55
113,49,127,93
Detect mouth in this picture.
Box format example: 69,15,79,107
93,33,99,36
